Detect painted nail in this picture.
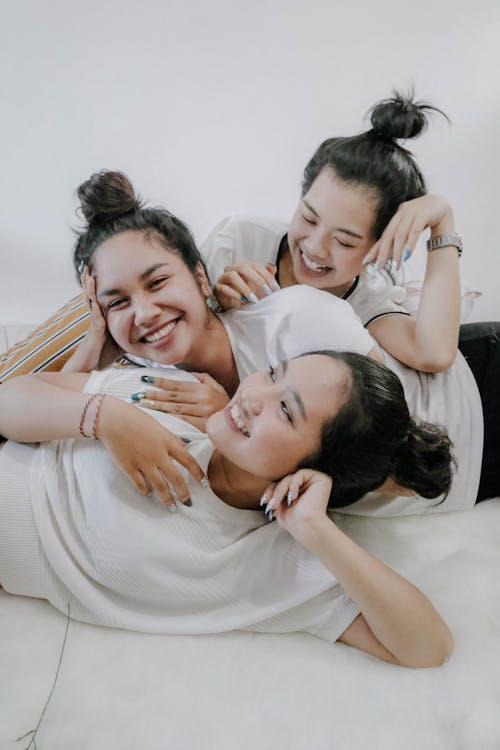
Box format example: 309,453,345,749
180,437,192,444
373,260,380,272
249,292,259,304
390,259,399,273
262,284,273,297
266,510,274,522
287,490,294,506
183,498,193,507
265,498,275,513
168,501,178,514
200,476,210,488
241,295,250,304
131,391,147,401
271,280,280,291
260,491,269,507
403,248,411,262
141,375,155,384
78,260,85,274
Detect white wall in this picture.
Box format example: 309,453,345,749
1,0,499,324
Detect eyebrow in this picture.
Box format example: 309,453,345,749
279,360,306,421
98,263,170,299
302,198,364,240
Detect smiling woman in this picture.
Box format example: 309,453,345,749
0,355,454,667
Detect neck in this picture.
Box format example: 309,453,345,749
208,451,269,510
180,315,240,397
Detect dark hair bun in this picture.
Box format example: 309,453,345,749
368,90,447,141
77,170,141,226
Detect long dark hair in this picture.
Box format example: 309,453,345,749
301,90,449,239
299,351,455,508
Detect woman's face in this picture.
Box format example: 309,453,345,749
206,354,350,479
93,230,212,365
287,167,378,293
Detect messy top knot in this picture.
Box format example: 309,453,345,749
369,90,444,141
77,170,142,226
72,169,207,286
301,89,449,239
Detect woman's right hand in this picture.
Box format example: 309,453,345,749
63,266,122,372
214,260,280,311
97,396,206,509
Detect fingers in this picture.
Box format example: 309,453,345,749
216,261,280,307
138,398,208,418
213,282,245,311
167,440,206,484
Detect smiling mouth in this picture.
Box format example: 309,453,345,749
299,248,332,274
226,403,250,437
141,319,179,344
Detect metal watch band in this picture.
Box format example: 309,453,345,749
426,233,463,257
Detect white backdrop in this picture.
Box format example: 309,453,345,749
1,0,499,325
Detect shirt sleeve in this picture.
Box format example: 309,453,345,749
275,287,377,359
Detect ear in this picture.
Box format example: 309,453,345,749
195,263,213,299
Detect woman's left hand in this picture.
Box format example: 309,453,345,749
362,194,454,272
133,373,230,431
261,469,332,544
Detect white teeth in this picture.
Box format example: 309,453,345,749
300,249,331,273
230,404,250,437
144,320,177,343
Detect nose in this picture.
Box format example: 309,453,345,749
133,295,162,327
305,228,331,261
240,381,274,417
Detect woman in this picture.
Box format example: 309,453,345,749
0,352,453,667
205,90,463,374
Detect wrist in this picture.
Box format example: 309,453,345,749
430,206,455,237
291,514,337,551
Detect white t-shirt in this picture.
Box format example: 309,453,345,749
200,214,410,326
24,366,359,639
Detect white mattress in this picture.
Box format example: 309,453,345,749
2,500,500,749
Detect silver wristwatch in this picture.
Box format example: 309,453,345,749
426,233,463,257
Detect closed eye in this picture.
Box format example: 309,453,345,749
107,297,128,310
303,213,316,225
149,276,168,289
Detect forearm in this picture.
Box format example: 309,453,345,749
413,213,461,371
0,374,91,441
301,517,452,667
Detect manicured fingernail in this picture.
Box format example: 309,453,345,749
183,498,193,507
200,476,210,488
271,280,280,291
168,501,178,513
373,261,380,272
141,375,155,384
180,437,191,444
78,261,85,274
403,248,411,262
390,259,399,272
287,490,293,506
265,498,275,513
266,510,274,522
362,253,371,265
249,292,259,304
260,491,269,507
131,391,147,401
241,295,250,304
262,284,273,296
